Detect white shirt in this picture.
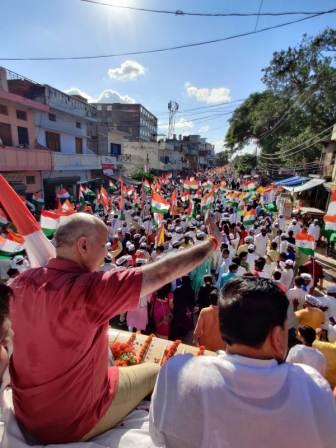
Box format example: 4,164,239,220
254,233,268,257
286,287,306,310
308,223,320,242
149,353,336,448
280,268,294,291
246,252,257,272
287,223,301,237
287,345,326,377
318,295,336,323
280,240,289,253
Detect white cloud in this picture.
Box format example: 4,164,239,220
159,117,194,131
185,82,231,104
64,87,135,104
95,89,135,104
107,60,145,81
64,87,92,101
198,125,209,134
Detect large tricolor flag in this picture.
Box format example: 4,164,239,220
0,176,56,267
151,192,170,215
180,192,190,204
296,231,315,256
201,191,214,210
324,191,336,240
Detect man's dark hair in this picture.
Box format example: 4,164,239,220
209,289,219,306
229,263,238,273
294,276,304,288
273,270,282,281
298,325,316,347
239,251,248,259
219,278,289,347
255,258,265,272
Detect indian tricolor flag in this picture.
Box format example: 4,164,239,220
108,180,117,192
184,179,199,191
201,191,214,210
243,209,256,226
323,191,336,240
296,231,315,256
32,192,44,208
143,179,151,193
56,187,70,199
40,210,61,238
0,176,56,267
0,235,25,259
151,192,170,215
180,192,189,204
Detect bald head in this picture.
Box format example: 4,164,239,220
55,213,107,248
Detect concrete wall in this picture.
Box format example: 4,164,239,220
35,110,92,154
0,98,37,147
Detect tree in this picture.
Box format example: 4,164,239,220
225,28,336,170
215,151,229,166
233,154,256,175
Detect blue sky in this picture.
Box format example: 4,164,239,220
1,0,336,152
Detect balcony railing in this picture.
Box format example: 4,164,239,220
0,146,52,171
52,153,101,171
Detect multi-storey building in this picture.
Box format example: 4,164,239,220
0,67,102,206
93,103,158,156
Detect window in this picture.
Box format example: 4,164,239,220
0,122,12,146
16,110,27,121
48,113,56,122
110,143,121,156
17,126,29,146
45,131,61,152
26,176,35,185
76,121,81,129
97,105,102,111
107,105,113,111
0,104,8,115
75,137,83,154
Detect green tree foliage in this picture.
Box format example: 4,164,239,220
215,151,229,166
225,28,336,168
233,154,256,175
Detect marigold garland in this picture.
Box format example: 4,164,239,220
137,334,154,364
160,339,181,366
110,342,137,367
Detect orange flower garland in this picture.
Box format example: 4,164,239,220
160,339,181,366
126,332,137,346
137,334,154,364
111,342,137,367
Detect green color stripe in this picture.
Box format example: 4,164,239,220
297,247,314,256
42,228,55,238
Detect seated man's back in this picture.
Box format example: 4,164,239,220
150,353,335,448
150,277,336,448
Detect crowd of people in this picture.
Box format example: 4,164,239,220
0,172,335,447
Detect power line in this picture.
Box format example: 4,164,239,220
2,9,335,61
79,1,336,18
258,124,334,160
156,98,245,116
254,0,264,32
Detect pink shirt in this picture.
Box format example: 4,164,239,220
9,258,142,443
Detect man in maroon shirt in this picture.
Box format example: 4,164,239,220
10,212,220,443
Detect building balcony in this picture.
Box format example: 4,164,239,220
0,146,52,171
52,153,101,171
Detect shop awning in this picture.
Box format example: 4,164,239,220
283,178,325,193
274,176,308,187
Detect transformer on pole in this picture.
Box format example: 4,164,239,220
168,100,179,139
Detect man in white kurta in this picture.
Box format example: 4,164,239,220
149,277,336,448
